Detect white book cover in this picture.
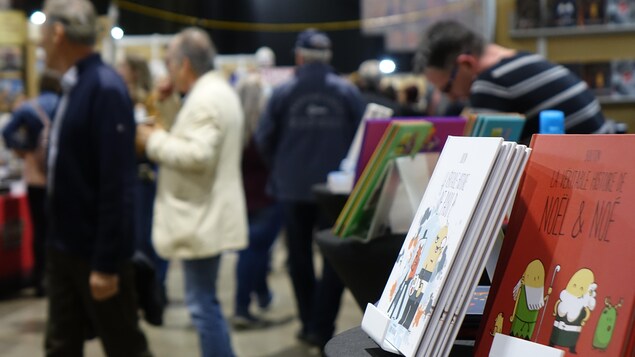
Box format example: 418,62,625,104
426,145,531,357
368,136,504,357
416,142,518,357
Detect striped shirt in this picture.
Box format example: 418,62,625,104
470,52,605,142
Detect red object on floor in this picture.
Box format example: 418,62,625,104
0,193,33,284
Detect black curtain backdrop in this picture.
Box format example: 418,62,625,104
16,0,415,73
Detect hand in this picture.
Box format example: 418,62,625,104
156,76,174,102
89,271,119,301
135,123,156,156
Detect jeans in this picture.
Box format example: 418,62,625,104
183,256,234,357
235,203,282,315
281,201,345,341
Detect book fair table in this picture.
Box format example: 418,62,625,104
324,326,474,357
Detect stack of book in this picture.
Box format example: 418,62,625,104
362,136,531,356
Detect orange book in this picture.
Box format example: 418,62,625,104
475,134,635,357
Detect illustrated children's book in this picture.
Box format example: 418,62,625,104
335,120,433,239
364,136,505,356
472,114,526,142
475,134,635,357
354,117,465,183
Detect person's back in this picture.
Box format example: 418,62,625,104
470,51,605,140
255,28,365,350
416,20,606,142
259,61,364,201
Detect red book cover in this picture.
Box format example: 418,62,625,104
475,134,635,357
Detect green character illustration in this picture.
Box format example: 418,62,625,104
509,260,553,340
592,297,623,351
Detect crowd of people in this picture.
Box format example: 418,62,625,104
0,0,613,356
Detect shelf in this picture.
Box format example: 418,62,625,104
598,95,635,105
510,23,635,39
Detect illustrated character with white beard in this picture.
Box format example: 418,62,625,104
509,259,552,339
549,268,597,354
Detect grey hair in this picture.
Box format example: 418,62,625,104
43,0,97,46
173,27,216,76
296,48,332,64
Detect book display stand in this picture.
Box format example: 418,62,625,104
489,334,563,357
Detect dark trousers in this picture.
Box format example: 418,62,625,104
235,203,282,315
45,249,151,357
281,201,345,341
134,176,168,285
27,185,46,290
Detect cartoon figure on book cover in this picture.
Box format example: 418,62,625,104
509,259,553,340
592,297,623,351
490,313,504,336
398,225,448,330
388,241,423,319
549,268,598,354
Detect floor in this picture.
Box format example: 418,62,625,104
0,240,363,357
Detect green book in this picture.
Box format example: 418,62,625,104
335,120,434,238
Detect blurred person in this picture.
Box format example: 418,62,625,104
416,20,607,142
40,0,151,356
231,46,283,329
356,59,402,116
1,69,61,297
117,54,168,326
255,28,365,349
136,27,247,357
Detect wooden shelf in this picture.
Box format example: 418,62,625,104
598,95,635,105
510,23,635,39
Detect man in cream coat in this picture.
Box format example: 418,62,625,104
137,27,247,357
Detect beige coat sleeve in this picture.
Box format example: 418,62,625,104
146,108,222,173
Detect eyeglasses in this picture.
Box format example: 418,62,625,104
441,63,458,94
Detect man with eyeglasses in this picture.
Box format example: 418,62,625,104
416,20,607,143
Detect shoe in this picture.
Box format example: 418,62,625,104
257,291,274,311
230,312,270,330
296,330,329,350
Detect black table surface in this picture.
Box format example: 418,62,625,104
324,326,474,357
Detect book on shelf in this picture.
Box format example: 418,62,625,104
581,0,607,25
475,134,635,357
362,136,530,357
582,62,612,97
610,59,635,96
606,0,635,24
334,120,434,239
516,0,543,29
548,0,580,27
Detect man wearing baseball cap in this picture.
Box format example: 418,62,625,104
256,28,366,350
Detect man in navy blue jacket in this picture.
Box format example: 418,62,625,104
40,0,150,356
256,29,366,349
